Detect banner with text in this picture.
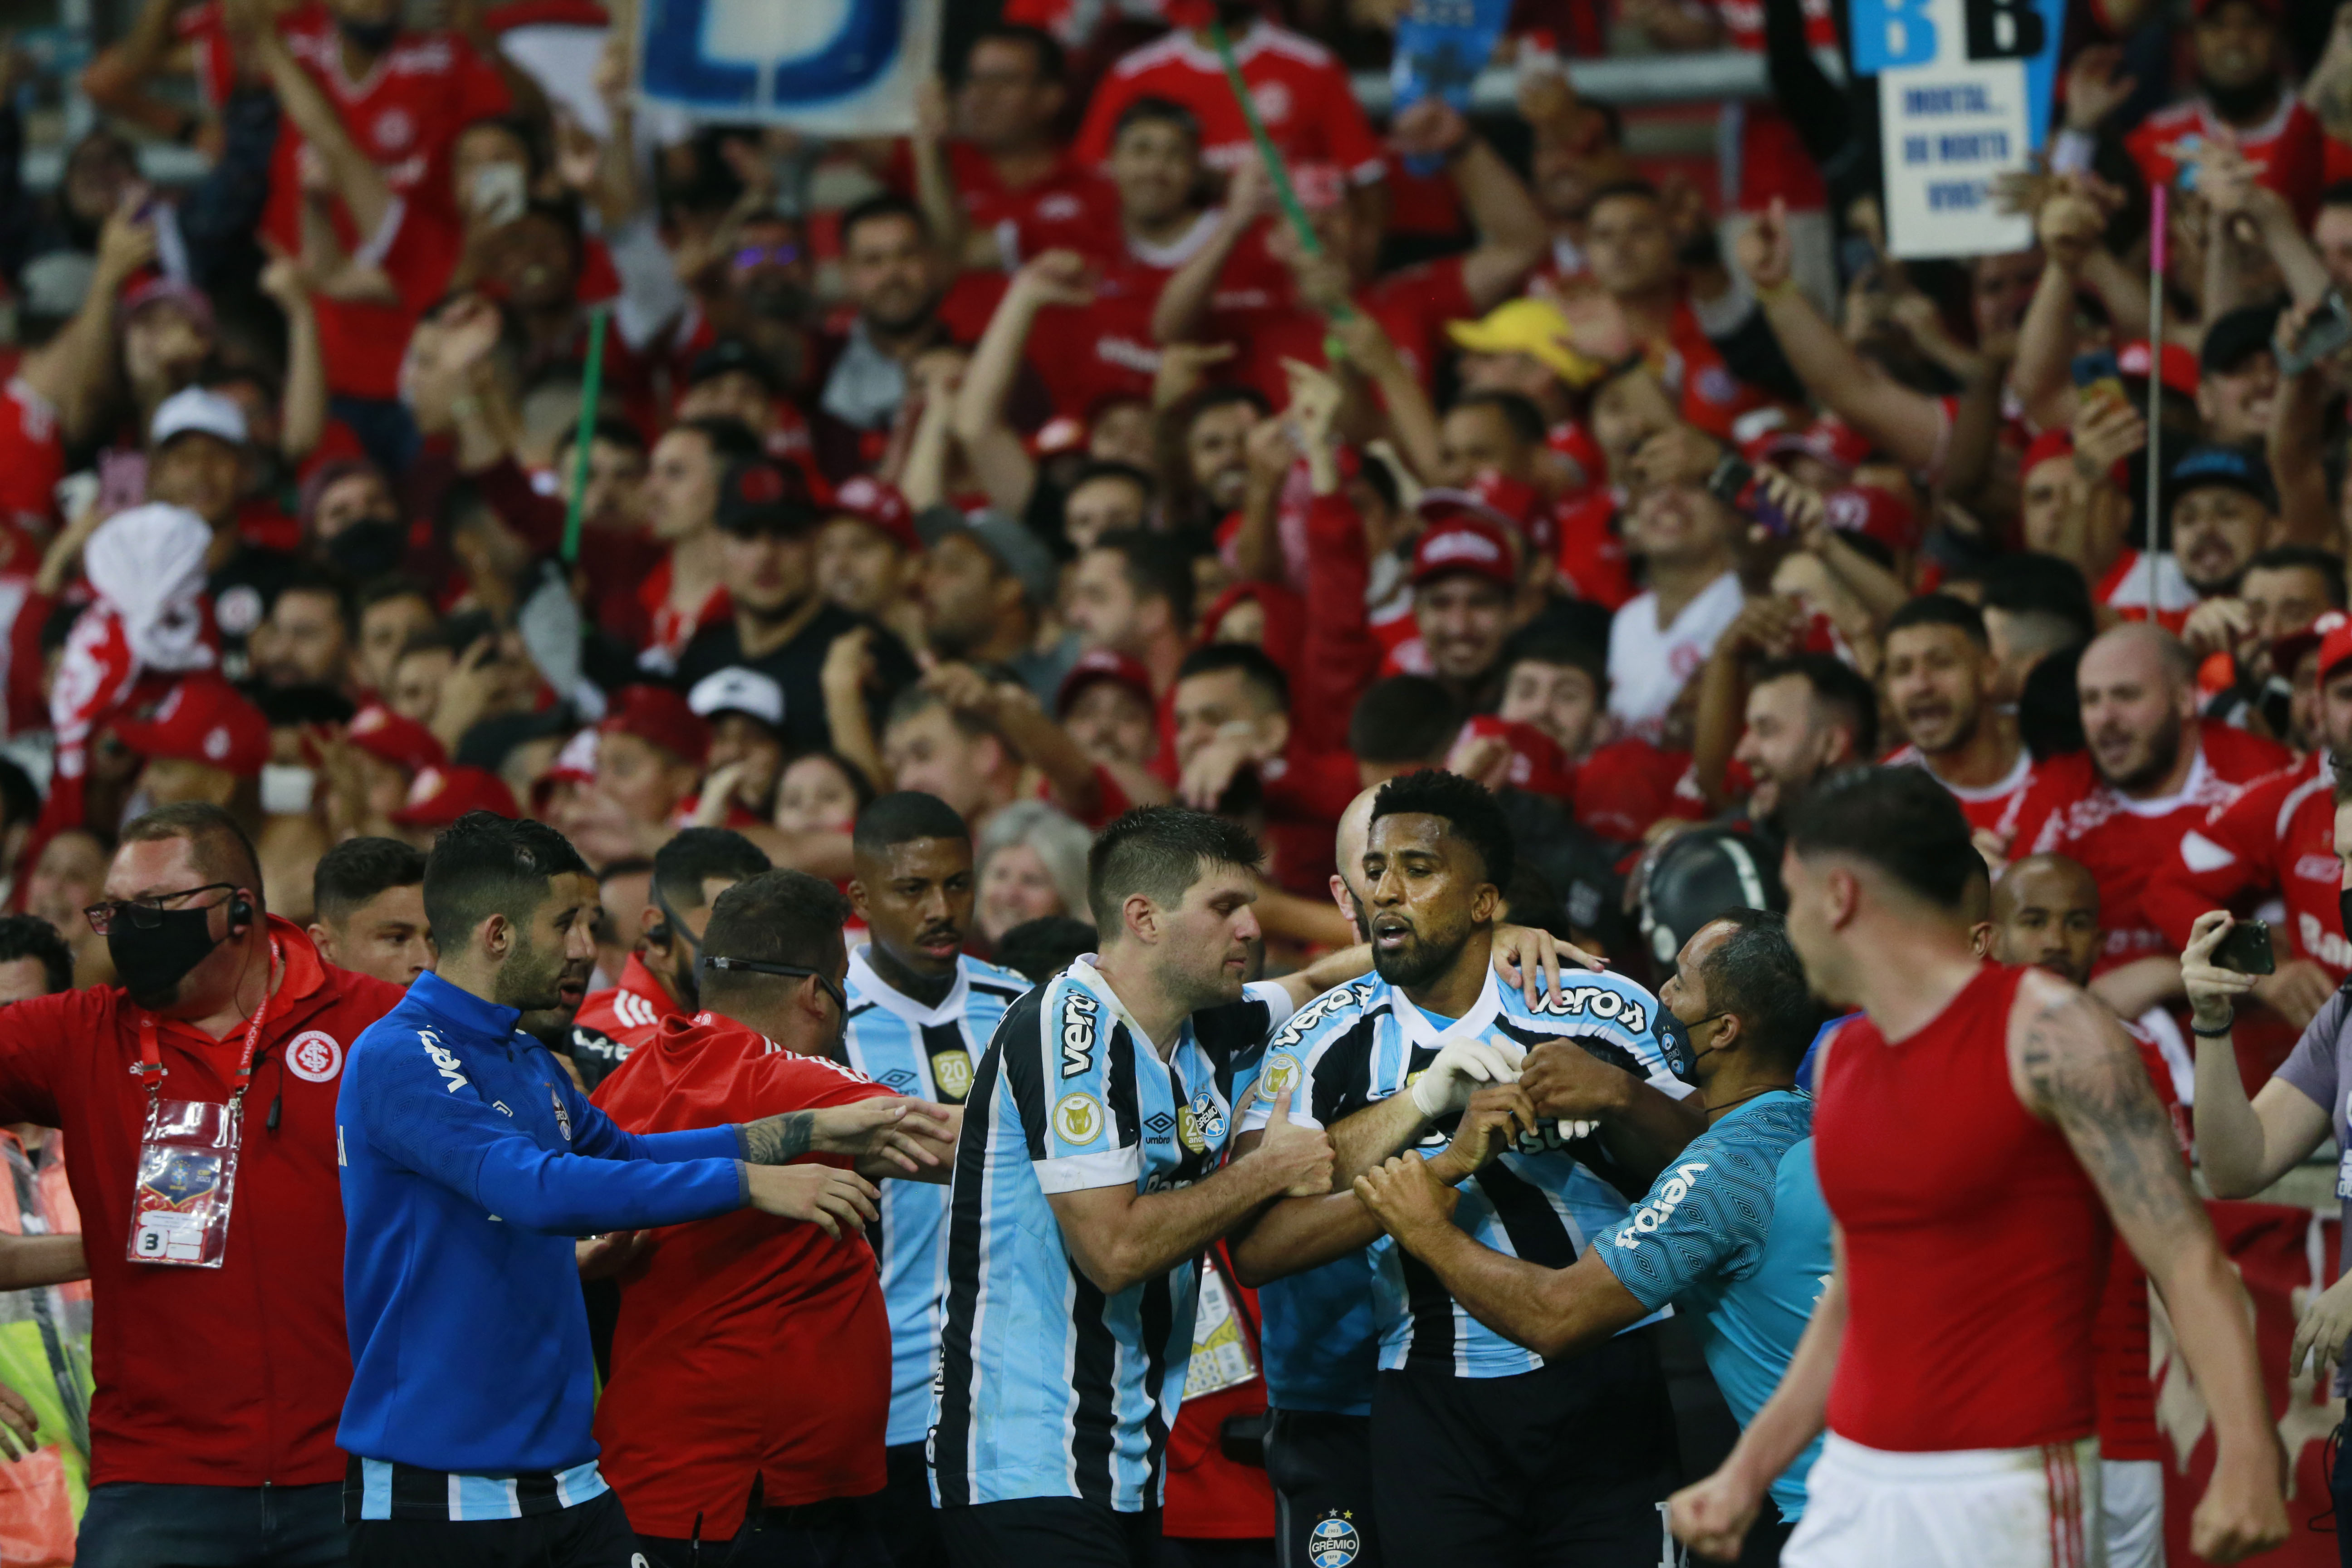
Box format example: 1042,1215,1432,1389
638,0,940,135
1849,0,2064,259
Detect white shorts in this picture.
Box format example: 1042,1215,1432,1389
2100,1458,2165,1568
1785,1434,2104,1568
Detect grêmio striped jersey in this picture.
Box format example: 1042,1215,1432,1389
839,946,1031,1449
928,957,1294,1513
1238,965,1691,1379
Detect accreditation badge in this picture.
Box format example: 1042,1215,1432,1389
1186,1252,1260,1397
127,1098,243,1268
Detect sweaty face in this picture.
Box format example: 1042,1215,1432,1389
976,843,1065,943
855,834,973,976
644,430,722,542
1497,660,1602,755
842,214,937,335
1110,117,1200,229
1884,623,1988,756
324,883,433,987
1187,403,1256,514
1735,674,1837,823
1363,812,1491,990
774,755,862,836
1064,681,1158,769
148,433,245,528
1990,864,2100,988
495,871,600,1014
2078,641,2188,794
1414,575,1514,684
884,706,995,819
1583,194,1674,299
2170,485,2269,597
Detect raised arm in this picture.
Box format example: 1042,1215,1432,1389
246,15,393,243
2015,973,2290,1563
1389,102,1543,312
2268,302,2339,549
1153,161,1270,346
2180,911,2334,1196
953,251,1096,513
259,255,327,462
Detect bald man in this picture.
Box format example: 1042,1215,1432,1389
1989,853,2185,1568
2004,622,2289,1014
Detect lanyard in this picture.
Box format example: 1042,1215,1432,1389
134,939,283,1111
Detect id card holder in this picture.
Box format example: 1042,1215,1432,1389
126,1098,242,1268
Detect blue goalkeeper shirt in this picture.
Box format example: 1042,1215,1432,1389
337,970,750,1480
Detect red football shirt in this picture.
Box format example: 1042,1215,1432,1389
573,952,681,1056
591,1013,900,1537
1882,742,2037,835
1211,253,1475,407
2126,94,2328,227
2142,752,2347,978
0,377,64,534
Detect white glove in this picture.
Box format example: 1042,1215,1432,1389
1409,1036,1525,1120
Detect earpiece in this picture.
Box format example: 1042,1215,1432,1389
230,895,255,931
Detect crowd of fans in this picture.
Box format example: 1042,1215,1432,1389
4,0,2352,1560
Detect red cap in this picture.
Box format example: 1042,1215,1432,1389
390,765,520,828
2278,610,2352,685
346,702,447,774
1822,484,1921,553
546,726,598,787
107,675,270,778
2116,339,2201,399
599,684,710,768
830,475,919,552
1057,647,1156,717
1411,515,1519,591
2021,428,2075,477
1458,716,1574,797
1744,414,1872,476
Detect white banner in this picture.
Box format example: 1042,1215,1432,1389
638,0,941,136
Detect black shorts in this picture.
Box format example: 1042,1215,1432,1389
868,1442,946,1568
348,1488,638,1568
637,1494,887,1568
1262,1410,1380,1568
1368,1328,1677,1568
937,1497,1160,1568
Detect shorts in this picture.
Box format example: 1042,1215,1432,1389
348,1488,640,1568
1263,1410,1379,1568
870,1442,946,1568
636,1494,887,1568
2099,1459,2162,1568
938,1497,1161,1568
1367,1328,1676,1568
1785,1434,2103,1568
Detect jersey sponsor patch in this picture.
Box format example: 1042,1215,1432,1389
1059,992,1101,1078
1613,1159,1709,1249
420,1027,467,1092
1054,1091,1106,1146
1536,983,1651,1034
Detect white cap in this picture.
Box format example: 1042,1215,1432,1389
149,387,249,451
687,666,786,728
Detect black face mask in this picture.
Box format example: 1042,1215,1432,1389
1661,1010,1733,1086
108,906,224,1009
336,15,401,53
325,519,406,580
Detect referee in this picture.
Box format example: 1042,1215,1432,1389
337,813,926,1567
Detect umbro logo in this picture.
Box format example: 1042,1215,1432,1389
882,1069,918,1089
1144,1112,1176,1139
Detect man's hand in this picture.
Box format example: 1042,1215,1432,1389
822,626,878,705
1408,1036,1525,1120
1153,341,1238,411
2180,911,2263,1033
2063,44,2136,133
1242,414,1298,498
1178,730,1270,811
1669,1467,1765,1563
1250,1088,1337,1197
1732,196,1793,293
1388,98,1470,161
921,659,1006,722
1429,1083,1538,1181
744,1162,881,1239
1716,594,1806,662
1010,248,1097,309
2071,393,2146,474
93,189,160,294
0,1380,37,1460
1352,1152,1457,1247
2253,959,2337,1033
2189,1446,2292,1563
808,1097,960,1174
1518,1040,1635,1122
575,1229,652,1281
2291,1269,2352,1385
1489,923,1605,1011
2179,595,2254,661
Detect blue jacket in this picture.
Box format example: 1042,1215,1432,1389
337,970,748,1474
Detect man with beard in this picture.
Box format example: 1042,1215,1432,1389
576,828,772,1060
1988,855,2183,1568
915,507,1068,703
836,793,1032,1567
2006,623,2290,995
1230,771,1699,1568
2168,446,2277,603
2106,0,2327,225
817,196,951,481
1176,387,1267,530
1881,597,2035,834
2147,614,2352,1029
1730,656,1878,844
0,803,407,1563
338,812,924,1567
2182,544,2342,736
674,456,919,756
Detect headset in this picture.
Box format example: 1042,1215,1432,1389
230,892,255,932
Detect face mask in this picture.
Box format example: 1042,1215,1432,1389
108,905,225,1009
325,519,406,580
260,764,315,816
1660,1009,1730,1085
336,15,401,53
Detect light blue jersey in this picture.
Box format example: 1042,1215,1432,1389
840,946,1029,1448
929,960,1294,1512
1596,1091,1831,1521
1242,966,1691,1380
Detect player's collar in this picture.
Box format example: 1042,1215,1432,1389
1068,954,1193,1063
1382,965,1502,1053
846,944,970,1027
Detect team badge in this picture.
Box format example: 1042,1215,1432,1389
1258,1052,1300,1098
931,1048,973,1101
1186,1090,1226,1150
1054,1093,1104,1146
550,1087,573,1142
284,1030,343,1083
1307,1512,1361,1568
1176,1104,1205,1153
140,1148,222,1208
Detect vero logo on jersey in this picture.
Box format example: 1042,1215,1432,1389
1613,1161,1708,1249
419,1028,467,1093
1539,984,1648,1035
1060,993,1101,1078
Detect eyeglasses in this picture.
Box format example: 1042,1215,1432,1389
702,955,847,1014
732,244,801,270
85,883,237,936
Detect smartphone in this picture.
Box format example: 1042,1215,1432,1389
2070,349,2125,410
2281,292,2352,377
2211,917,2277,976
1707,453,1789,537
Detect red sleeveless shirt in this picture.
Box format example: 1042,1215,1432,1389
1813,962,2112,1451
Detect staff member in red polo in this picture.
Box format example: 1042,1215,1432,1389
0,801,407,1567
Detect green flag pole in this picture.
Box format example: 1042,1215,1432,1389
561,306,611,566
1206,19,1353,346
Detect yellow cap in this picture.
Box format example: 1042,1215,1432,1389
1445,297,1607,389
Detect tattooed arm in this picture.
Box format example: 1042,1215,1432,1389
2009,972,2288,1564
740,1099,964,1184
